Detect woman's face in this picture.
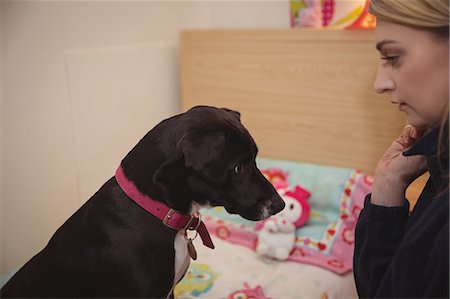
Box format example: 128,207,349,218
374,20,449,129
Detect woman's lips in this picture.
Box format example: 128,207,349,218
390,100,408,112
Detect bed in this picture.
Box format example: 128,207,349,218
175,29,426,299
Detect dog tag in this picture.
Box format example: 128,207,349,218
187,240,197,260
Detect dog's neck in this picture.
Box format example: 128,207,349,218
119,160,197,214
120,124,200,214
189,202,202,215
115,165,214,249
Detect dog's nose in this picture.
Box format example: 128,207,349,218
270,194,285,215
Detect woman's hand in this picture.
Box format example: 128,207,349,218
371,125,428,207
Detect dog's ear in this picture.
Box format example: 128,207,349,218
153,158,193,212
153,131,227,210
179,131,228,184
222,108,241,122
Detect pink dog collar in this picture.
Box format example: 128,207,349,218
115,166,214,249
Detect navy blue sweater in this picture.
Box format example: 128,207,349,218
354,123,449,298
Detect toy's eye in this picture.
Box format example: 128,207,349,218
232,292,247,299
289,203,295,210
234,164,245,174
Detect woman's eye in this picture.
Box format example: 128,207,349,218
381,55,399,65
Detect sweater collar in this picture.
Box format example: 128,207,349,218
403,121,449,192
403,120,448,157
403,125,442,157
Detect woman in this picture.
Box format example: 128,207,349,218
353,0,449,298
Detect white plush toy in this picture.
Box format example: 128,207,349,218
256,185,311,260
256,215,297,260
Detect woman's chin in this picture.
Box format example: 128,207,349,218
405,117,431,130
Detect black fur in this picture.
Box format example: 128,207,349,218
1,106,284,298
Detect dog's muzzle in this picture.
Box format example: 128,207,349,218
259,194,285,220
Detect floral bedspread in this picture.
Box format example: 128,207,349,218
175,158,371,298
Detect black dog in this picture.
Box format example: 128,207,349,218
1,106,285,298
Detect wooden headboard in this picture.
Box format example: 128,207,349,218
180,29,404,175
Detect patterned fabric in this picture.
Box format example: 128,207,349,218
175,236,358,299
200,158,372,274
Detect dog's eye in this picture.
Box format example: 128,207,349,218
234,164,245,174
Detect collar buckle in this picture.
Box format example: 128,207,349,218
162,208,178,230
162,208,201,232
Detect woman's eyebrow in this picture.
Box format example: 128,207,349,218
376,39,398,51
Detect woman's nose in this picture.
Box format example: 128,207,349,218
373,65,395,94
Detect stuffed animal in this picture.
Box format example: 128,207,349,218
256,185,311,260
261,168,289,191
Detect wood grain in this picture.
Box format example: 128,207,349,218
180,29,406,175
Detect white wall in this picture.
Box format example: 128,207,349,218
0,0,4,275
1,1,289,273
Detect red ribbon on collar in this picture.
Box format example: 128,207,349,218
115,166,214,249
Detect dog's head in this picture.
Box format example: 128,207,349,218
122,106,284,221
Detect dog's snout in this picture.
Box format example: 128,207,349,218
256,194,285,221
270,194,285,215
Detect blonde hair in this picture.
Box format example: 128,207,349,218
438,104,449,168
371,0,449,192
437,106,449,194
370,0,449,37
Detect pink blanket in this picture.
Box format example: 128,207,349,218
202,168,372,274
